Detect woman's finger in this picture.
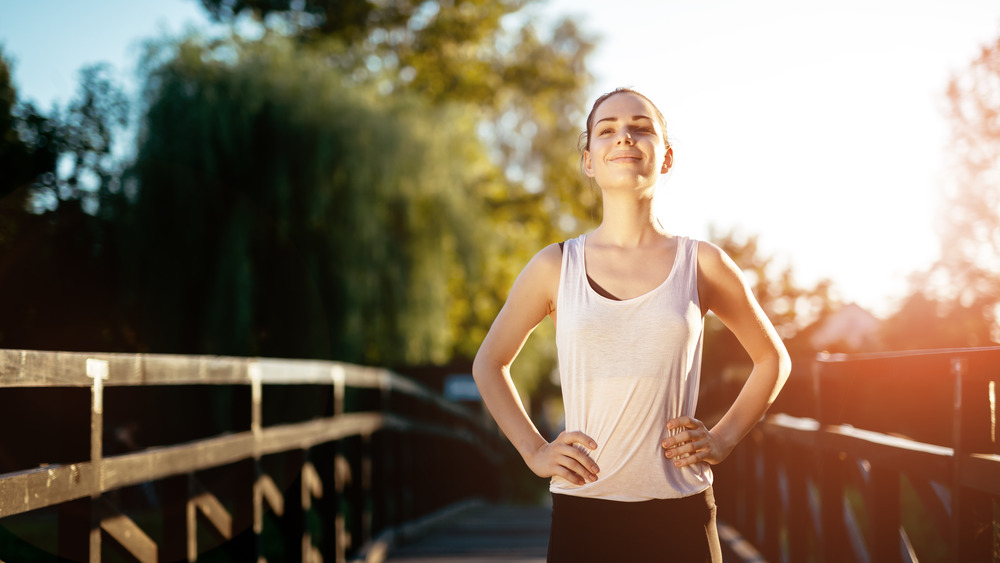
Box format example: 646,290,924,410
553,444,599,479
560,430,597,450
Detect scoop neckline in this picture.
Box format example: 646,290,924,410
580,233,683,303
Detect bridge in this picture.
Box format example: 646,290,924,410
0,347,998,561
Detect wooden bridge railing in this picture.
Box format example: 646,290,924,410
713,347,1000,563
0,349,504,562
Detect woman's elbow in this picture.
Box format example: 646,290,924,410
472,347,504,387
777,347,792,387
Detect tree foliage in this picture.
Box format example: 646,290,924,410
124,35,497,365
0,49,59,202
933,37,1000,340
0,51,130,353
189,0,596,373
1,1,595,385
881,35,1000,350
198,0,598,239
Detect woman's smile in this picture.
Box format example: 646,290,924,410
609,151,643,163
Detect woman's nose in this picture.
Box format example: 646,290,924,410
617,130,633,144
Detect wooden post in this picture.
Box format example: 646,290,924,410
950,357,993,562
817,447,848,562
160,475,188,562
785,441,812,563
362,433,373,547
88,359,108,562
760,435,782,561
868,464,901,563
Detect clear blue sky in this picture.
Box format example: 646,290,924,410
4,0,1000,316
1,0,211,110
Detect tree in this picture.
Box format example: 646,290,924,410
191,0,596,379
198,0,597,239
933,36,1000,341
880,35,1000,350
0,48,59,202
0,55,131,353
124,35,501,366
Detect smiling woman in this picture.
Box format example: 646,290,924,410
535,0,1000,318
473,87,791,561
582,91,673,200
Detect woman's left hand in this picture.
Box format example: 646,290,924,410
661,416,733,467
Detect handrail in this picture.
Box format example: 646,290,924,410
713,346,1000,563
0,348,504,562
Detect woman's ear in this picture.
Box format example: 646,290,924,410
583,150,596,178
661,146,674,174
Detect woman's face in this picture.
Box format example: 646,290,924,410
583,93,672,192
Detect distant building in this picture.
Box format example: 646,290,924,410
807,303,882,352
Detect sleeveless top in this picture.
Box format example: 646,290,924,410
550,234,712,501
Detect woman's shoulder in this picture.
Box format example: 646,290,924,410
525,242,564,278
694,239,732,270
695,239,738,279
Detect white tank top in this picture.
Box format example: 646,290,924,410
550,233,712,501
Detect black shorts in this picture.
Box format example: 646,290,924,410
547,487,722,562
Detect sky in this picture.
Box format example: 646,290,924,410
3,0,1000,317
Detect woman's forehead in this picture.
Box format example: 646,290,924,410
593,93,655,122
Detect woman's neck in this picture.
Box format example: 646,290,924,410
592,190,667,248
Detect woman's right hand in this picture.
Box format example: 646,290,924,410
525,431,600,486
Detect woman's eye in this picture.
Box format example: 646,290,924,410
599,128,614,135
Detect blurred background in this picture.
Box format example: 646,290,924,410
1,0,1000,480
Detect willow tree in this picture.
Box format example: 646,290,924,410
126,36,495,366
197,0,597,365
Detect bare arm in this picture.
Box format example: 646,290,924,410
663,241,791,466
472,244,600,485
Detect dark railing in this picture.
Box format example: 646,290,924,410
714,347,1000,562
0,349,504,562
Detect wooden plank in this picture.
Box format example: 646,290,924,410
375,502,549,563
254,473,284,534
101,501,158,563
256,414,386,457
0,464,96,517
820,427,953,481
190,491,233,539
0,349,252,387
0,349,94,386
1,411,487,518
959,453,1000,495
301,462,323,509
102,433,257,491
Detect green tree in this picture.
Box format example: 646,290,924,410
196,0,597,361
0,48,59,202
125,35,498,365
191,1,594,383
0,54,130,352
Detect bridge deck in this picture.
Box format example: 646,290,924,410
379,502,760,562
383,503,550,562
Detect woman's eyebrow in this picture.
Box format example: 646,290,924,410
595,115,653,125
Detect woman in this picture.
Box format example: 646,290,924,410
472,88,791,561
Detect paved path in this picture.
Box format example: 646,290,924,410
383,503,550,562
376,502,764,562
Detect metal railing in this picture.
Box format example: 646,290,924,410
0,349,504,562
714,347,1000,562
